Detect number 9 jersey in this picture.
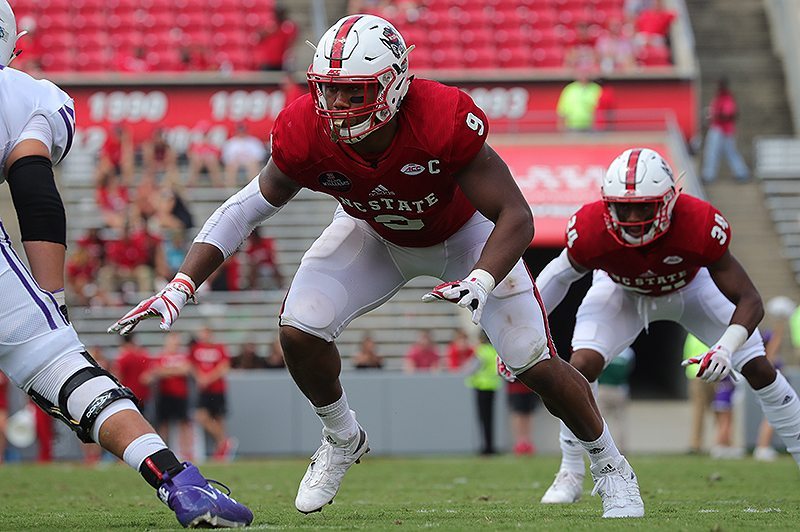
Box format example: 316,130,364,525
0,66,75,181
270,78,488,247
566,194,731,296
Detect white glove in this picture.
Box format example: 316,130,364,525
681,345,736,382
422,269,495,324
681,325,748,382
107,274,196,335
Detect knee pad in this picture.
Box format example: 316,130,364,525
28,351,138,443
280,275,349,342
495,327,548,375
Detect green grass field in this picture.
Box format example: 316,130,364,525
0,454,797,531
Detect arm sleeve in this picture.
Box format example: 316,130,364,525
535,248,587,313
193,176,283,259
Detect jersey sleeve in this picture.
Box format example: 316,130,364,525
269,96,313,178
446,89,488,172
563,205,596,268
699,203,731,263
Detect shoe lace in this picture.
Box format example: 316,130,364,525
553,470,582,488
205,478,233,497
307,440,351,484
591,471,638,509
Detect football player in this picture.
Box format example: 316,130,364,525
536,147,800,504
110,14,643,518
0,2,252,527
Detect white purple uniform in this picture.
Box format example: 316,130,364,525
0,65,82,387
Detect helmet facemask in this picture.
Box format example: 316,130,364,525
308,67,398,144
603,192,675,247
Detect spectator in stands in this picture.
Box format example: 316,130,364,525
281,72,305,108
465,332,503,456
446,329,474,372
162,229,190,280
149,332,194,461
403,330,440,373
113,334,154,418
114,45,150,73
14,15,42,74
98,124,134,181
95,168,130,231
221,123,268,188
66,244,99,306
207,253,242,292
177,44,212,72
556,66,601,131
352,334,384,370
186,122,224,188
231,342,268,370
506,376,539,456
701,77,751,184
98,207,165,296
595,18,637,74
245,227,283,289
710,375,741,459
134,173,161,222
597,347,635,452
634,0,676,48
140,127,179,182
255,6,298,71
683,334,717,455
154,185,194,235
265,338,287,369
594,78,617,131
189,327,237,461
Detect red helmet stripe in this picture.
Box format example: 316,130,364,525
625,148,642,191
329,15,363,68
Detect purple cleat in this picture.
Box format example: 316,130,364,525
158,462,254,528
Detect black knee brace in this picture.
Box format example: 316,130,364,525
28,352,138,443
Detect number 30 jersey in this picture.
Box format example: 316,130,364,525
270,78,488,247
0,66,75,183
566,194,731,295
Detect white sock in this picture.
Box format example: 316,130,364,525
753,371,800,464
558,421,587,474
313,391,358,443
579,421,622,466
122,433,168,471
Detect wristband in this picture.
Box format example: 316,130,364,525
717,324,749,353
468,269,496,293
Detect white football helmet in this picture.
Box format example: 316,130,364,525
0,1,26,67
307,14,414,144
601,148,680,247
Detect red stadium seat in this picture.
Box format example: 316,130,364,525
39,49,76,72
531,45,565,68
463,46,498,69
39,32,76,52
75,50,109,72
497,44,532,68
431,46,464,69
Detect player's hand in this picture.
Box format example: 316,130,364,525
107,275,196,335
681,345,738,382
422,269,495,324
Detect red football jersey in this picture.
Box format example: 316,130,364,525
271,78,488,247
189,342,230,394
156,351,190,398
566,194,731,296
114,348,153,403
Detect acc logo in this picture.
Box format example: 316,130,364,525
662,255,683,265
400,163,425,176
318,171,351,192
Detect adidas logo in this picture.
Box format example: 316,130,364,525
598,464,617,475
369,185,395,197
588,446,605,455
325,435,337,445
782,394,794,405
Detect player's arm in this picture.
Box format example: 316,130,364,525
535,248,590,314
706,249,764,335
423,143,535,324
683,249,764,382
109,159,302,334
4,139,67,298
456,143,534,284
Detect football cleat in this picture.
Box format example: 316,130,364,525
590,456,644,518
158,462,253,528
540,469,584,504
295,426,370,514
